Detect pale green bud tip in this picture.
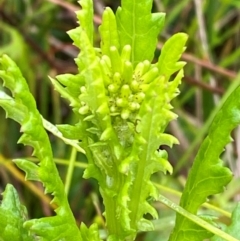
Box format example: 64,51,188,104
121,84,131,97
113,72,121,83
110,106,117,113
121,109,130,119
130,80,139,92
122,44,131,53
101,55,111,68
80,86,86,93
116,98,127,107
134,92,145,103
142,67,159,84
134,62,144,76
129,102,140,111
121,45,132,61
79,105,89,115
108,84,118,93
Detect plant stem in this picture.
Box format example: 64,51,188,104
158,194,239,241
64,147,77,195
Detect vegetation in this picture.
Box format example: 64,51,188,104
0,0,240,240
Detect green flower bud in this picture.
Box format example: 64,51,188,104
129,102,140,111
80,86,87,93
121,45,131,62
142,67,159,84
134,62,144,76
134,92,145,103
113,72,121,85
101,55,111,69
142,60,151,75
130,79,139,92
116,97,128,107
110,46,121,73
110,105,118,113
122,61,133,84
108,83,119,93
121,109,130,120
121,84,131,98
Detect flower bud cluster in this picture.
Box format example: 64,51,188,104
76,45,161,121
102,45,160,120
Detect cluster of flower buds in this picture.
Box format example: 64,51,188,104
97,44,160,120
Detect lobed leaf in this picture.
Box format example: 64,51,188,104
77,0,94,43
157,32,188,77
80,223,103,241
0,55,82,240
116,0,165,65
0,184,32,241
169,85,240,241
127,72,181,233
211,203,240,241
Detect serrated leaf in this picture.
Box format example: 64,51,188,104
56,73,84,99
56,123,84,140
211,203,240,241
157,33,188,77
24,215,81,241
0,184,33,241
0,55,83,240
169,85,240,241
80,223,103,241
77,0,94,44
14,159,40,181
116,0,165,65
128,73,182,232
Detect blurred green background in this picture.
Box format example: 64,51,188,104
1,0,240,240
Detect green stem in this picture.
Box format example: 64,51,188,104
159,194,239,241
103,194,119,237
129,155,147,228
64,147,77,195
154,183,231,218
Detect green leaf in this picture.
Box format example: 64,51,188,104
169,85,240,241
0,184,32,241
99,7,120,56
211,203,240,241
80,223,103,241
116,0,165,65
157,32,188,77
77,0,94,43
0,54,82,240
14,159,40,181
127,73,181,233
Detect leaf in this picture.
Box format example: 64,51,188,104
99,7,120,56
77,0,94,43
127,73,181,232
14,159,40,181
157,32,188,77
0,54,83,240
0,184,32,241
169,85,240,241
80,223,103,241
116,0,165,65
211,203,240,241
